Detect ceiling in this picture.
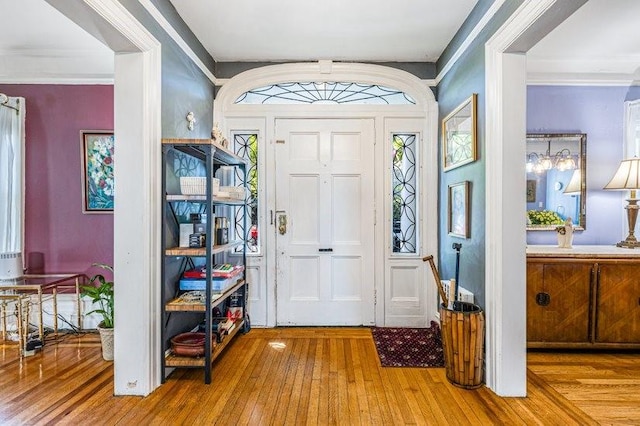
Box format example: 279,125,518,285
0,0,113,83
168,0,477,62
527,0,640,84
0,0,639,84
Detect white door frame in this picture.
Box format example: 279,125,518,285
48,0,162,396
215,62,439,328
485,0,566,396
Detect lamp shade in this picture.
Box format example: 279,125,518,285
563,169,582,195
604,158,640,190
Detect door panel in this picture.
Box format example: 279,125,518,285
290,175,320,242
290,256,320,300
332,175,361,243
276,119,374,325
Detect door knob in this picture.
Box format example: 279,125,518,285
536,292,550,306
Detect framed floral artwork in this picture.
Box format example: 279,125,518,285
448,181,470,238
81,130,114,213
442,94,477,171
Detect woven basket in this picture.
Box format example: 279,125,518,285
180,177,219,195
171,332,210,357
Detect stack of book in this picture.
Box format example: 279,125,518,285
179,264,244,291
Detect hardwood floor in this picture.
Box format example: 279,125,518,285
0,328,638,425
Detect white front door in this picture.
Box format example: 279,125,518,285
275,119,375,325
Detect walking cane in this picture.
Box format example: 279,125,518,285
422,255,448,308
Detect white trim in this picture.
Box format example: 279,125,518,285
527,75,636,86
217,77,438,89
139,0,217,84
0,77,114,85
215,62,440,327
215,62,435,117
436,0,506,84
485,0,557,397
70,0,162,397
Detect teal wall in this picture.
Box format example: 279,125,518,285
435,0,524,308
120,0,217,139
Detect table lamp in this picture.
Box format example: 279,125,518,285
604,158,640,248
563,169,582,195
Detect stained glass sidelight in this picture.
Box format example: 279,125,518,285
232,134,259,253
392,134,417,253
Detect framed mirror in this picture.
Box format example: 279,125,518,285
526,133,586,231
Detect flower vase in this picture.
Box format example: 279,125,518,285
557,219,574,248
563,229,574,248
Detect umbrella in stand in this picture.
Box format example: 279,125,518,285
452,243,462,308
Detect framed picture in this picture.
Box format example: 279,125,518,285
448,181,470,238
442,94,477,171
526,179,537,202
81,130,114,213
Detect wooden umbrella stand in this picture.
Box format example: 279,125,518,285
423,255,485,389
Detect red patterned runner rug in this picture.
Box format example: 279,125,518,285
371,321,445,368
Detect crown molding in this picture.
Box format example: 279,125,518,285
139,0,216,84
436,0,505,84
527,72,637,86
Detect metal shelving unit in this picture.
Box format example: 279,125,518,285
160,138,249,384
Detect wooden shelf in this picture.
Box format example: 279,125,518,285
165,279,246,312
166,194,245,205
165,240,244,257
165,319,245,367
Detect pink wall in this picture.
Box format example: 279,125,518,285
0,84,114,274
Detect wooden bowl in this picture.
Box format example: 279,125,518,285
171,332,206,357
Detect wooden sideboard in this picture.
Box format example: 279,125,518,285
526,245,640,349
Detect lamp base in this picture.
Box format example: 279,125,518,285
616,239,640,249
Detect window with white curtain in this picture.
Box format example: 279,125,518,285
0,95,26,264
624,99,640,158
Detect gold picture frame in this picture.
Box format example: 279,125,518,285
442,94,477,171
81,130,114,213
448,181,470,239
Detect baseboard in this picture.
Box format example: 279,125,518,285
1,294,101,333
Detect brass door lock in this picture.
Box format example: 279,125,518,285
278,213,287,235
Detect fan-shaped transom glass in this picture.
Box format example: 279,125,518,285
235,82,416,105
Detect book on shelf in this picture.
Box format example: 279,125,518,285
220,318,236,334
182,264,244,279
179,264,244,291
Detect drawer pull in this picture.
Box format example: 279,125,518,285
536,292,551,306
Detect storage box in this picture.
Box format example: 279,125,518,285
179,177,220,195
218,185,247,200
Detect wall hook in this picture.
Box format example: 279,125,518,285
186,112,196,131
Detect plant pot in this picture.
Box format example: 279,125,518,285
97,322,114,361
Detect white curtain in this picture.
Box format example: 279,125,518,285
0,96,25,254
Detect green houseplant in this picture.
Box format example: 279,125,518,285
81,263,114,360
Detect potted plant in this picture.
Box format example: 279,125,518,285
81,263,114,361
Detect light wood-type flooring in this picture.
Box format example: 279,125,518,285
1,327,639,425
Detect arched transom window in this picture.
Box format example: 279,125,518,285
235,82,416,105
